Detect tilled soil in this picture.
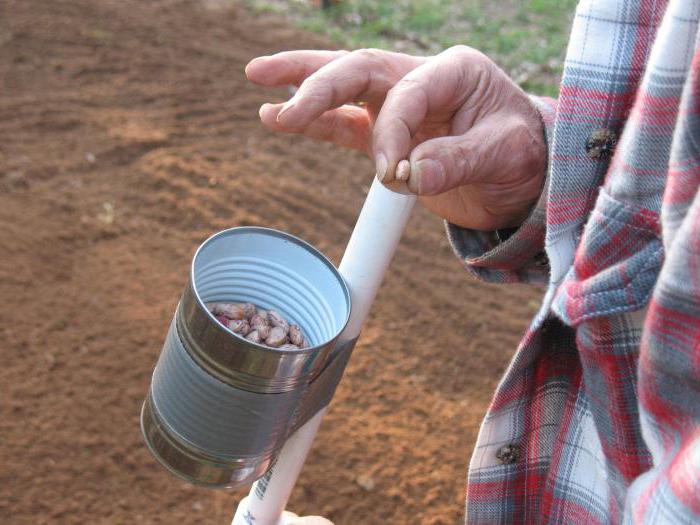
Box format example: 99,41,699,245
0,1,541,523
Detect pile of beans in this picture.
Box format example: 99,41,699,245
207,302,308,350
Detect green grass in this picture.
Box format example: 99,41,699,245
243,0,577,96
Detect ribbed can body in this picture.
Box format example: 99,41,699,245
141,227,351,489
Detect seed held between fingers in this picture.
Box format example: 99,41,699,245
395,160,411,182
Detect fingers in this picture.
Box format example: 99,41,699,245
283,511,334,525
259,102,371,152
245,50,348,87
286,517,334,525
372,45,486,183
248,49,427,155
274,49,425,128
371,75,429,182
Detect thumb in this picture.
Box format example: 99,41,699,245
406,133,478,196
406,114,525,195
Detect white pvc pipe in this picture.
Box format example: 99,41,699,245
232,178,416,525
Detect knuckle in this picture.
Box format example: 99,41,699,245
445,45,491,72
391,75,425,94
445,44,472,55
300,76,331,98
352,48,385,62
445,44,480,60
385,77,427,112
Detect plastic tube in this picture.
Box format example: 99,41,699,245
232,178,416,525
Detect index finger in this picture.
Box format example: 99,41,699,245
371,46,478,182
274,49,426,129
245,50,348,87
371,74,429,183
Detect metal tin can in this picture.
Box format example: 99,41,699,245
141,227,351,488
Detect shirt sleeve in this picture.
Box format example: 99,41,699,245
446,95,557,285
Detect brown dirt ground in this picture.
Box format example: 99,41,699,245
0,1,542,523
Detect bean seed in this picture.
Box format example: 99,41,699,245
265,326,288,348
241,303,257,319
227,319,249,335
268,310,289,332
250,313,269,329
288,325,304,346
245,330,262,344
255,323,270,339
209,302,245,320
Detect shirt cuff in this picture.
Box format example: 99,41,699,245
445,186,548,284
529,95,557,143
444,95,557,285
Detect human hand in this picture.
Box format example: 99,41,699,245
282,510,334,525
246,46,546,230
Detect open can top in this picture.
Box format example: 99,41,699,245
177,226,352,393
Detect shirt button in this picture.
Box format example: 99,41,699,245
496,444,520,465
534,251,549,267
585,128,617,159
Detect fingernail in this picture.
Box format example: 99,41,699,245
375,153,388,181
276,101,295,123
258,103,271,119
396,160,410,181
245,56,267,75
411,159,444,194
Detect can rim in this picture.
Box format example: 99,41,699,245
190,226,352,355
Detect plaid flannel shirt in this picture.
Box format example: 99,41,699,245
448,0,700,523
